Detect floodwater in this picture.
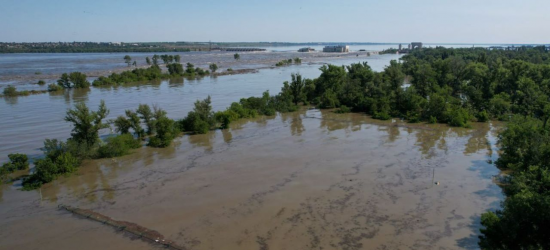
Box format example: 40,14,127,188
0,54,401,162
0,48,503,250
0,43,492,87
0,109,503,250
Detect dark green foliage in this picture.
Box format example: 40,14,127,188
1,153,29,179
476,110,489,122
179,96,215,134
146,57,151,65
3,85,26,97
37,80,46,85
294,57,302,64
113,115,132,134
148,116,179,147
447,106,471,128
98,134,141,158
335,105,351,113
479,116,550,249
64,100,110,148
57,72,90,88
209,63,218,72
174,55,181,63
47,83,63,92
124,55,132,66
234,53,240,60
92,65,163,86
137,104,155,135
22,152,79,189
167,63,184,76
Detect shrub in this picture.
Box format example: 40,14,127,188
47,83,63,92
22,152,80,190
37,80,46,85
373,111,391,120
3,85,17,96
335,105,351,113
476,110,490,122
98,134,141,158
7,153,29,170
448,106,471,127
209,63,218,73
148,117,179,147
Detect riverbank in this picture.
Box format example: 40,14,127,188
0,109,503,250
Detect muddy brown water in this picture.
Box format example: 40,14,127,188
0,109,503,250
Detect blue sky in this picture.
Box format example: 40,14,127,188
1,0,549,44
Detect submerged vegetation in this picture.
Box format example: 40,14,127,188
275,58,301,67
3,46,550,248
1,85,48,97
0,154,29,180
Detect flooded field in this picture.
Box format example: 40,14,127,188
0,110,503,250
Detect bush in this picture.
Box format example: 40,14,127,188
148,117,179,147
335,105,351,113
22,152,80,190
373,111,391,120
37,80,46,85
47,83,63,92
8,153,29,170
97,134,141,158
448,106,471,127
167,63,184,76
3,85,18,96
429,116,438,124
476,110,489,122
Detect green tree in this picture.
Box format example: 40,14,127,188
209,63,218,73
174,55,181,63
289,73,305,105
124,55,132,67
152,54,159,65
146,57,151,65
64,100,110,148
234,53,240,61
57,72,90,89
136,104,155,135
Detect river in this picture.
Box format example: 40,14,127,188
0,110,503,250
0,46,503,250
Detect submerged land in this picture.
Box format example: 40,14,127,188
1,45,549,249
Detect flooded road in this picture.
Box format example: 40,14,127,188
0,110,503,250
0,54,401,162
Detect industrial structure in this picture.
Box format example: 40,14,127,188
323,45,349,52
396,42,423,54
298,47,315,52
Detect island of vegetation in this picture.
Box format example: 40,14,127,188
1,46,549,249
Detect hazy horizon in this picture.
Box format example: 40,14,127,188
1,0,549,44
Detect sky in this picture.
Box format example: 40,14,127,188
1,0,549,44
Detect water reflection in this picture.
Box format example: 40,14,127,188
188,132,215,152
464,123,490,156
415,125,449,158
169,77,184,86
288,112,305,136
2,96,18,105
222,129,233,143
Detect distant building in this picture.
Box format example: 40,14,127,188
298,47,315,52
411,42,423,49
399,44,402,50
323,45,349,52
